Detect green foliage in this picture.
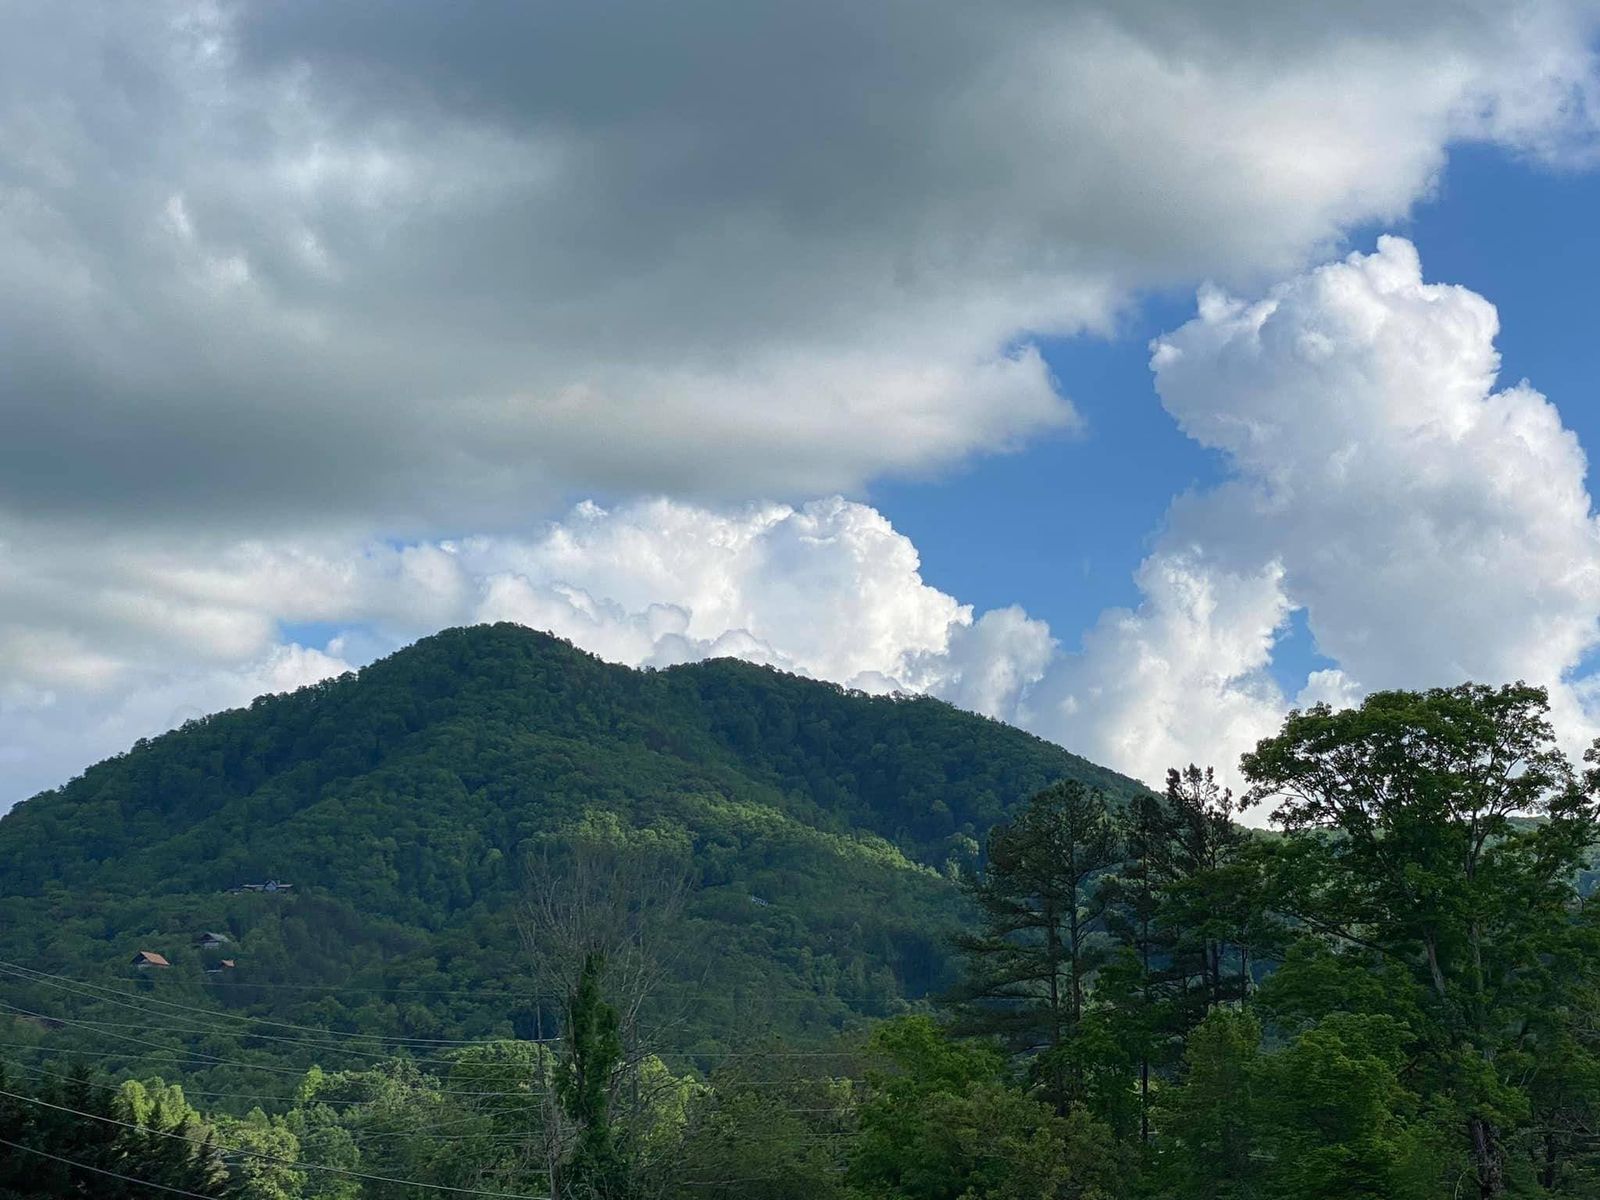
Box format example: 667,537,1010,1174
1153,1010,1450,1200
851,1016,1128,1200
1243,683,1600,1195
0,625,1145,1087
0,1063,233,1198
558,953,627,1198
671,1042,855,1200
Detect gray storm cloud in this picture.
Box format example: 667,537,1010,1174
3,1,1597,530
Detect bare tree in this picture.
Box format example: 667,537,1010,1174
520,825,695,1198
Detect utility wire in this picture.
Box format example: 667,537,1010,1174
0,1136,231,1200
0,963,540,1064
0,960,551,1046
0,1087,551,1200
3,1055,544,1116
196,977,919,1004
0,1012,548,1094
0,1041,544,1098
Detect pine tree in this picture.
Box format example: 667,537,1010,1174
953,780,1121,1113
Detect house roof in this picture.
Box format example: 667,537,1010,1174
197,931,231,942
132,950,170,966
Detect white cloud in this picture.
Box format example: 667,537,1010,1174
1025,237,1600,786
1021,555,1292,794
0,498,1055,805
8,236,1600,812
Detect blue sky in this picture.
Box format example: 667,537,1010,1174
876,142,1600,698
5,4,1600,808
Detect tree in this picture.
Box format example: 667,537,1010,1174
671,1041,855,1200
1250,1013,1447,1200
954,781,1121,1113
523,816,694,1197
212,1110,305,1200
1152,1008,1260,1199
1154,1010,1450,1200
1242,683,1600,1198
1160,765,1253,1017
1104,785,1176,1147
558,953,629,1199
851,1015,1127,1200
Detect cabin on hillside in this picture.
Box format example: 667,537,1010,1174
230,879,295,895
195,931,232,950
130,950,170,969
204,959,236,976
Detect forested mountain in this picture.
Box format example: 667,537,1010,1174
4,640,1599,1198
0,623,1144,1088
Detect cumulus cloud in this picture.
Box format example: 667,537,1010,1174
7,242,1600,809
2,2,1598,532
0,498,1056,806
1021,555,1292,793
8,239,1600,810
1027,237,1600,785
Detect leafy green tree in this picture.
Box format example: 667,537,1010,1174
671,1043,854,1200
1155,1010,1452,1200
1151,1009,1260,1199
851,1015,1127,1200
1250,1013,1449,1200
213,1109,305,1200
1242,683,1600,1198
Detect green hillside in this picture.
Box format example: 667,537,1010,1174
0,623,1145,1096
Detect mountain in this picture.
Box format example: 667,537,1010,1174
0,623,1147,1095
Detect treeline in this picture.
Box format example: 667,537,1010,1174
3,682,1599,1198
925,683,1600,1197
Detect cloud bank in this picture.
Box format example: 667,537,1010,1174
6,241,1598,807
0,497,1055,802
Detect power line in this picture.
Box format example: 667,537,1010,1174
0,1136,230,1200
3,974,878,1063
193,976,923,1004
0,1043,544,1100
0,961,552,1058
0,959,554,1044
1,1054,543,1109
0,1087,552,1200
0,1024,544,1095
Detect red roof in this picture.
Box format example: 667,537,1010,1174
131,950,170,967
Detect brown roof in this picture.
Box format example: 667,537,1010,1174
131,950,170,967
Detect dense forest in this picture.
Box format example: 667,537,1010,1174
0,624,1145,1079
2,628,1598,1197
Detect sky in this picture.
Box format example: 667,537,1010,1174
4,1,1600,813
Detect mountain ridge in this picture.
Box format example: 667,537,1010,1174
0,623,1149,1089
